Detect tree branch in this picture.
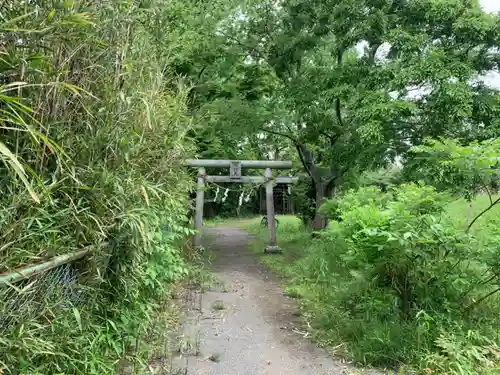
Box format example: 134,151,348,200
296,144,313,178
480,269,500,285
335,50,345,129
368,43,381,65
296,143,321,181
319,131,340,146
467,196,500,232
464,286,500,311
218,31,266,60
261,128,297,143
480,178,493,205
326,165,349,186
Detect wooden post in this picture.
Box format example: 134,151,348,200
193,167,205,248
264,168,281,253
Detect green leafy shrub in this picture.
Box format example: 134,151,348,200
300,184,500,372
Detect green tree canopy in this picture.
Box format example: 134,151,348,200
183,0,500,229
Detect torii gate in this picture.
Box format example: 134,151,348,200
187,159,297,253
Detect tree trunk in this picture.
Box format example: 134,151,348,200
295,143,339,231
312,182,333,231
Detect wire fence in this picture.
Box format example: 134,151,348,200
0,261,87,336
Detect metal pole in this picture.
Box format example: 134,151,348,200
264,168,280,253
193,167,205,247
0,245,98,286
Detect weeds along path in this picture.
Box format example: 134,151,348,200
173,225,370,375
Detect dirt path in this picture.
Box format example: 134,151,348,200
170,226,370,375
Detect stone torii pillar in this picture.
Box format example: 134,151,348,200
194,167,206,247
264,167,278,252
186,159,297,253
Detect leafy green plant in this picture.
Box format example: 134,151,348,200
284,286,303,299
310,184,499,367
408,138,500,231
406,138,500,313
212,299,226,311
424,329,500,375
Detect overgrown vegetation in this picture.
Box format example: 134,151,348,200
0,1,203,373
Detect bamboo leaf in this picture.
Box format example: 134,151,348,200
141,185,150,206
0,11,36,29
0,141,40,203
72,308,82,332
140,97,152,129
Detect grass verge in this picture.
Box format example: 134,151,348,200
241,215,310,277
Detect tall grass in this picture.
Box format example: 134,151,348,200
1,1,197,373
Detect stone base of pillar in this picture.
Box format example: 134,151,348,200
264,245,282,254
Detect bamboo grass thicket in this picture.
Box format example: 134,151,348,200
0,1,198,373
